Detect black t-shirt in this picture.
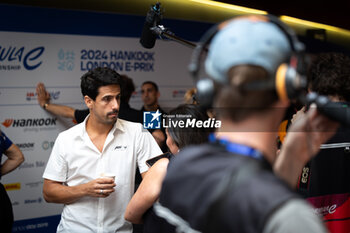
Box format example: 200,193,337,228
119,102,143,124
74,109,89,124
297,127,350,196
296,126,350,233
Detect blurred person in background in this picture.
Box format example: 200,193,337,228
0,128,25,233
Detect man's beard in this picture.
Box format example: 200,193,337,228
106,110,119,123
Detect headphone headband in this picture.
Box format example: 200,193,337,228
190,14,307,108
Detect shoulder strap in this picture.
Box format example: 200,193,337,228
297,162,311,197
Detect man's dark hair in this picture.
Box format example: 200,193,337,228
142,81,159,92
308,52,350,102
215,65,278,122
166,104,213,149
80,67,122,100
120,75,135,103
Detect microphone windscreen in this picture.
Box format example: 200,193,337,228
140,21,157,49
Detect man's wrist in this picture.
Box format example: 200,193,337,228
42,103,49,110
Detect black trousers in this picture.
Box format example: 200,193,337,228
0,183,14,233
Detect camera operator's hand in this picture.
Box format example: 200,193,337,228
291,106,306,125
274,104,339,188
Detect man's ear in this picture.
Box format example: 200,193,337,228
84,95,93,109
273,98,290,108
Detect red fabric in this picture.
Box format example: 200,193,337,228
307,193,350,233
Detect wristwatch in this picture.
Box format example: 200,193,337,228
43,103,49,110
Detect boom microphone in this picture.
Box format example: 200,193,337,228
140,2,162,49
306,92,350,127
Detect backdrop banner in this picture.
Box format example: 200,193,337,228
0,4,211,232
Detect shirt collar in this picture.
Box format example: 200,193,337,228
113,118,125,133
78,116,125,139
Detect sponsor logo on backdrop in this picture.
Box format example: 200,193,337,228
26,90,60,102
24,197,43,204
18,161,46,170
12,201,19,206
4,183,21,191
13,222,49,232
58,49,75,71
172,89,186,98
313,204,337,216
25,181,44,188
143,110,162,129
0,46,45,71
143,110,222,129
42,140,55,150
80,49,155,72
16,142,35,151
1,117,57,132
133,90,142,99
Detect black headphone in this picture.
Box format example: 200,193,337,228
188,15,308,109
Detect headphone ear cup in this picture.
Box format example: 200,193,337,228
196,78,215,109
275,63,307,101
275,64,289,102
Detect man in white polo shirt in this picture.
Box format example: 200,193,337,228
42,67,162,233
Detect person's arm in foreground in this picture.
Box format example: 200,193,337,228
1,144,24,176
263,199,328,233
274,104,339,188
151,129,166,149
125,158,169,224
36,82,76,119
43,177,116,204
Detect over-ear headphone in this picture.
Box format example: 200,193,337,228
188,15,308,109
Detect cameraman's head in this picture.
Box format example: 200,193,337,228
204,16,293,122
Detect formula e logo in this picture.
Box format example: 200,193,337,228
58,49,75,71
0,46,45,70
143,110,161,129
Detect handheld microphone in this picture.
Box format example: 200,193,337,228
306,92,350,127
140,2,162,49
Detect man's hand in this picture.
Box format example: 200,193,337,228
274,104,339,188
36,82,50,107
43,177,116,204
287,104,339,161
83,177,116,198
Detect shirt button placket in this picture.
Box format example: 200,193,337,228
97,200,104,233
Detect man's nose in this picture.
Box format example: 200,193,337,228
111,98,119,109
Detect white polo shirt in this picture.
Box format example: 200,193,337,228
43,118,162,233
